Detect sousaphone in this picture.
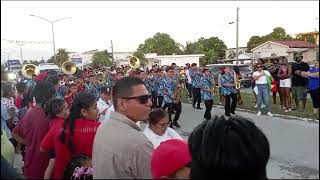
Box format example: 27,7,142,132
61,61,77,75
22,64,39,79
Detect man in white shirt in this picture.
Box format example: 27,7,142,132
97,86,112,122
185,63,192,98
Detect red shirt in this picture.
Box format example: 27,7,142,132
64,94,75,109
40,119,101,179
12,106,50,179
15,95,23,109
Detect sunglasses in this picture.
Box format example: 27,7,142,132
121,94,151,104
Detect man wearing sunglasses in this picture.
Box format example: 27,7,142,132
161,66,182,128
93,77,153,179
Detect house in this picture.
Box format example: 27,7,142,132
220,53,253,65
225,47,249,59
251,40,319,64
144,53,205,69
113,52,134,66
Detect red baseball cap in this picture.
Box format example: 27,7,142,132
151,139,191,179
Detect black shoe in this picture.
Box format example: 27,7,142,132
196,107,203,110
230,112,236,115
225,114,231,117
173,121,181,128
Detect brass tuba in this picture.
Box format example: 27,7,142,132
126,56,140,76
22,64,39,79
173,82,182,104
61,61,77,75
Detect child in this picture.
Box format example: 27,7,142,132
40,92,100,179
63,155,93,180
97,86,112,123
43,98,70,179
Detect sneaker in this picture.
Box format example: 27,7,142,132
284,109,289,112
267,112,274,117
257,111,262,116
254,104,258,108
261,104,266,108
288,109,291,112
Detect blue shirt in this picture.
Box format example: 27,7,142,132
308,67,319,90
1,105,12,139
161,77,177,103
85,83,99,98
220,73,236,95
190,69,202,88
155,76,164,96
200,75,214,100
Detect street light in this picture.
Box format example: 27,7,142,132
29,14,71,63
228,7,240,65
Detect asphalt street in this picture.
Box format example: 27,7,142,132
13,103,319,179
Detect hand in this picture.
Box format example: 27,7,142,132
295,70,301,75
300,71,309,78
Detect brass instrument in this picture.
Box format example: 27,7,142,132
126,56,140,76
59,80,65,86
211,75,217,96
22,64,39,79
173,83,182,104
234,71,241,90
61,61,77,75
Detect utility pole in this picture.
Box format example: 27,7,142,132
236,7,239,65
110,40,114,62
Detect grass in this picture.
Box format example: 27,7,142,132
180,88,319,120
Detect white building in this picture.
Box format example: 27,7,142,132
113,52,133,66
251,40,318,63
145,53,204,68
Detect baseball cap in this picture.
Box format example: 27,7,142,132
151,139,191,179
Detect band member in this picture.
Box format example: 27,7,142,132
185,63,192,99
64,82,78,109
85,75,99,99
26,74,37,93
76,76,86,92
148,69,158,109
97,86,112,122
190,63,202,109
155,68,165,108
161,66,181,128
220,66,237,117
200,68,214,120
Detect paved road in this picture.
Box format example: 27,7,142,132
13,103,319,179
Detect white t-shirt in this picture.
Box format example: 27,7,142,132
253,70,271,85
143,124,183,149
97,98,111,123
185,69,192,84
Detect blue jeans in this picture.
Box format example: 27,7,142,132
257,84,271,112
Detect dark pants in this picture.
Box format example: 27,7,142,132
192,88,201,108
204,100,214,120
157,96,164,108
151,91,157,108
310,88,319,108
224,93,237,116
167,102,182,122
186,83,192,98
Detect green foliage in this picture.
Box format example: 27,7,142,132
48,48,69,67
92,50,112,69
246,27,316,51
182,37,226,65
135,32,183,55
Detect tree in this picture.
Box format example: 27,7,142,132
247,27,294,51
91,50,112,69
48,48,69,67
183,37,227,65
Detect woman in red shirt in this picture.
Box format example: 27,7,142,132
40,92,100,179
12,81,56,179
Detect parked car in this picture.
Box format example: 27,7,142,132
206,64,253,88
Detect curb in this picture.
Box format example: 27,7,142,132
183,102,319,123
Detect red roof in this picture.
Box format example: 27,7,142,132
272,41,317,48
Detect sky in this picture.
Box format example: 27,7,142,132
1,1,319,62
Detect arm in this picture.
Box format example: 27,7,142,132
12,133,27,145
286,65,292,78
131,141,153,179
